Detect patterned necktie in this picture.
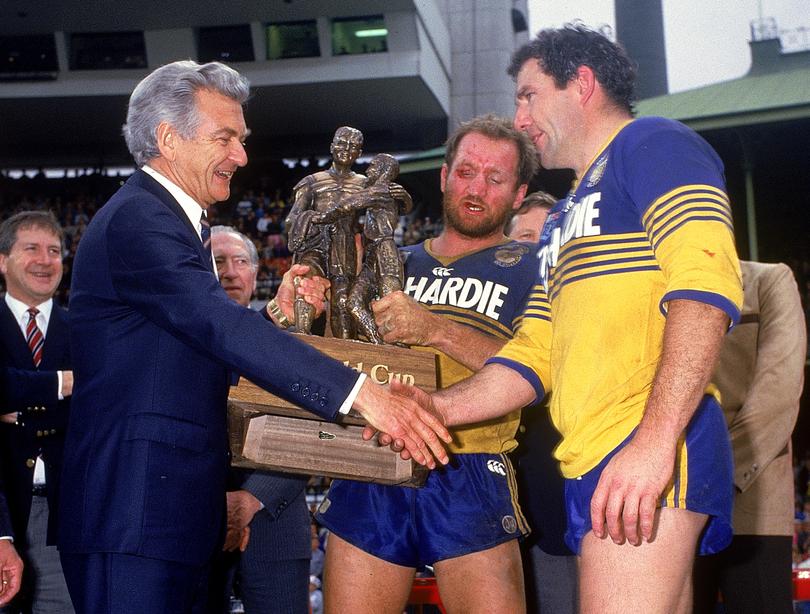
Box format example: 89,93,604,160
200,211,214,271
200,211,211,249
25,307,44,368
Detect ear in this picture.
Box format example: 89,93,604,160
574,65,597,106
0,254,7,276
439,164,449,193
156,122,177,161
512,184,529,209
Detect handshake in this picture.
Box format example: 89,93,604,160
274,262,455,468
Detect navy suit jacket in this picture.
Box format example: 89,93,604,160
232,469,310,567
59,170,360,566
0,299,71,547
0,473,13,539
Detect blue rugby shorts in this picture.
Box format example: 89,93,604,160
315,452,529,567
564,395,733,555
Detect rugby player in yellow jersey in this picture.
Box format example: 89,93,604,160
386,25,742,614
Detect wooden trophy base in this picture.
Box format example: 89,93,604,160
228,335,438,487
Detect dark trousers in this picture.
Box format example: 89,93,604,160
60,551,210,614
693,534,793,614
207,549,310,613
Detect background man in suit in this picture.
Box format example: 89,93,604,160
0,477,24,608
693,260,806,613
209,225,327,613
0,211,73,613
58,60,449,613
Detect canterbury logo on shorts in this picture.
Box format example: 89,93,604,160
486,459,506,476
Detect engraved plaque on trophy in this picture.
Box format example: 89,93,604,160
229,336,437,487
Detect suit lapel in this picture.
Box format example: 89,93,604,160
39,303,69,369
0,300,36,368
128,170,213,268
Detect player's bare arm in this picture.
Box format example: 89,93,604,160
372,291,505,371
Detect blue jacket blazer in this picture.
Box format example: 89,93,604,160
59,170,360,565
0,299,71,547
0,474,13,539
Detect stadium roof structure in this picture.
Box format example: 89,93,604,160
634,35,810,262
636,38,810,131
0,0,456,167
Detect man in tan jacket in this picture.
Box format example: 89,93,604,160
694,260,806,613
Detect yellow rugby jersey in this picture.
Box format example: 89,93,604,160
491,117,743,478
402,238,543,454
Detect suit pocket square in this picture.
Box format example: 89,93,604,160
124,413,209,453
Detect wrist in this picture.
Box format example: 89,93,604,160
267,298,292,328
422,312,445,349
633,419,681,450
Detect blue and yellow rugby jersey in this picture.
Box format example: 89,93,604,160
402,238,545,454
491,117,743,478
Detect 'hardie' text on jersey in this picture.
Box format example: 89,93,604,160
404,276,508,320
538,192,602,286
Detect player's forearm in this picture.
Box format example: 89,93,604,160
635,299,729,446
434,363,534,427
427,317,506,371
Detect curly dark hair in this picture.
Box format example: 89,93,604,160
507,24,637,114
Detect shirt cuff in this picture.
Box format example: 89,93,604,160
659,289,741,328
338,373,367,415
57,370,64,401
0,536,13,543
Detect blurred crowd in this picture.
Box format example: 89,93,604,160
0,171,446,306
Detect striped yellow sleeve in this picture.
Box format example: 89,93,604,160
642,184,742,324
488,282,551,402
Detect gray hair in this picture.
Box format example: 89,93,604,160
0,211,63,255
123,60,250,167
211,225,258,269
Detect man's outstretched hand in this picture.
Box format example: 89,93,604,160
361,379,450,460
353,379,450,469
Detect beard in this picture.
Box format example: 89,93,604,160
442,192,513,239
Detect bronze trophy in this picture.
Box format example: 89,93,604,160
228,128,435,487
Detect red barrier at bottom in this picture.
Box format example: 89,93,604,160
795,569,810,601
408,577,447,614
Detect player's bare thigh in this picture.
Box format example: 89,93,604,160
579,507,707,614
323,533,415,614
433,540,525,614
